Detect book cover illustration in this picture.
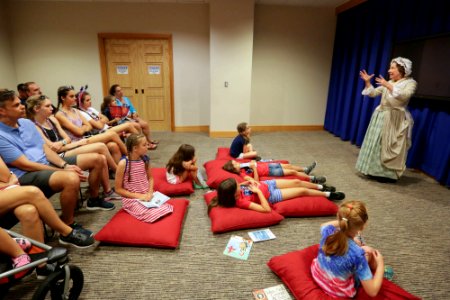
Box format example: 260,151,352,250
252,284,292,300
223,235,253,260
138,191,170,208
248,228,276,242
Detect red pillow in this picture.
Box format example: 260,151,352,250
204,159,244,189
95,199,189,248
267,244,420,300
204,191,284,233
272,196,338,217
152,168,194,196
215,147,289,164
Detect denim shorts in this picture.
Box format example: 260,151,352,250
268,163,284,177
264,180,283,204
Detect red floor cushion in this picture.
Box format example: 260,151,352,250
267,244,420,300
95,199,189,248
272,196,338,217
204,159,244,189
204,191,284,233
152,168,194,196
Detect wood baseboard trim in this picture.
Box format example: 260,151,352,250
174,125,209,132
209,131,236,138
251,125,324,131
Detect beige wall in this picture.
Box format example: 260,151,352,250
251,5,336,126
209,0,255,133
3,1,336,130
6,1,210,127
0,1,17,89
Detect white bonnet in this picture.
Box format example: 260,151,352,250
391,57,412,77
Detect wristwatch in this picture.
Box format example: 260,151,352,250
61,162,68,169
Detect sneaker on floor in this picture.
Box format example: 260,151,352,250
87,198,115,211
69,222,93,236
328,192,345,201
13,238,32,252
59,229,95,249
12,254,31,269
321,184,336,192
103,188,121,201
304,161,317,175
36,263,57,280
312,175,327,184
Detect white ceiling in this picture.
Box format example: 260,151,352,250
10,0,349,8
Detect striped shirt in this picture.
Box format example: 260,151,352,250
122,159,173,223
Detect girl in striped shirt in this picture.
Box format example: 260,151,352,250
115,134,173,223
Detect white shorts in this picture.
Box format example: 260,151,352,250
166,172,181,184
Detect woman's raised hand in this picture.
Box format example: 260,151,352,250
359,69,374,82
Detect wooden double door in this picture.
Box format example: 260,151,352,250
99,34,174,131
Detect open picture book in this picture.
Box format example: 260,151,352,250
138,191,170,208
223,235,253,260
252,284,292,300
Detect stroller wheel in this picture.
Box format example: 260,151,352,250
32,265,84,300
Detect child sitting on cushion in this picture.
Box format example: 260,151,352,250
222,160,327,184
115,134,173,223
208,178,345,213
229,122,259,160
166,144,208,189
311,200,385,298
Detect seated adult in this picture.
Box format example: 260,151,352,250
26,95,118,173
0,89,114,225
54,86,127,163
17,83,28,105
0,157,94,247
76,91,141,139
109,84,158,150
24,81,42,98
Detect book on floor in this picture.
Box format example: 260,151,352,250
248,228,276,242
252,284,292,300
138,191,170,208
223,235,253,260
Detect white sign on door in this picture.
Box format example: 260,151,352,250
148,65,160,75
116,65,129,75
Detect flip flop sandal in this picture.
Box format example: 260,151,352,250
150,140,159,144
148,143,158,150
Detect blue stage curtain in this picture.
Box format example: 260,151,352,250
324,0,450,186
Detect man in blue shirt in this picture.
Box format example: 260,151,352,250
0,89,113,228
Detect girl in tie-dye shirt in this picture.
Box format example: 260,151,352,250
311,201,385,298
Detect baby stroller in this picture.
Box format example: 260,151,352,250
0,229,84,300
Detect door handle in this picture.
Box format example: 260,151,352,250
141,89,144,94
135,89,138,94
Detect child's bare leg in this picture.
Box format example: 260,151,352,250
281,163,304,172
274,179,320,190
106,141,122,163
242,151,258,159
282,169,311,181
243,143,254,153
280,187,327,200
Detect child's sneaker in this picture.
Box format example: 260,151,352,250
69,222,93,236
103,188,121,201
328,192,345,201
13,238,32,252
321,184,336,192
311,176,327,184
86,198,115,211
304,161,317,175
384,265,395,281
193,182,209,189
59,229,96,248
12,254,31,269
